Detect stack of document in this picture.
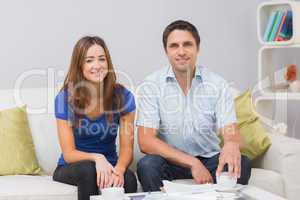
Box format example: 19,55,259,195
159,180,240,200
162,180,214,194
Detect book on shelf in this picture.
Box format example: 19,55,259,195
286,10,293,39
269,10,284,41
263,11,277,41
279,10,293,40
263,9,293,42
275,10,287,41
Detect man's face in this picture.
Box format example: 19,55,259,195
165,30,199,73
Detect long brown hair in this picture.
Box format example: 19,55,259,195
62,36,123,124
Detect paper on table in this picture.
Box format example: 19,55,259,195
161,180,241,200
167,191,220,200
162,180,215,194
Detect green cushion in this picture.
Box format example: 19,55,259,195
234,89,257,125
0,106,42,175
220,89,272,160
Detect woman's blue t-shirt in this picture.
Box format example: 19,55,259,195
54,87,136,166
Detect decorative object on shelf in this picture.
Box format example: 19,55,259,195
285,64,300,92
289,79,300,92
285,64,297,82
271,64,300,92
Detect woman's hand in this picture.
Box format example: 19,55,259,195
94,154,114,189
110,169,125,187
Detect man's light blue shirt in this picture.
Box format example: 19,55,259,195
136,66,237,157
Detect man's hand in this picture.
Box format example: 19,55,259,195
216,141,241,178
191,159,213,184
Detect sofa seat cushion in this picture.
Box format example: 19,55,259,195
248,168,285,197
0,175,77,200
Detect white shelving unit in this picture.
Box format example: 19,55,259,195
255,1,300,137
257,1,300,45
257,1,300,98
258,44,300,96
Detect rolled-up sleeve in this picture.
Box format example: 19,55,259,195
136,80,160,129
215,82,237,129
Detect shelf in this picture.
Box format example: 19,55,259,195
257,1,300,45
255,88,300,101
258,44,300,93
256,1,300,139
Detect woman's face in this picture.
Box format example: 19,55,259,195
82,44,108,84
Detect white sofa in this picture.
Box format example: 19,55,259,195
0,87,299,200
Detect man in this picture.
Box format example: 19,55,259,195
136,20,251,192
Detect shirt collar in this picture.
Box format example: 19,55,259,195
165,66,203,82
194,65,202,81
166,66,176,82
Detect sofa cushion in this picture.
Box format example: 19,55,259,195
235,90,272,160
220,90,272,160
248,168,285,197
0,106,42,175
0,88,62,175
234,89,257,125
28,113,61,175
271,135,300,200
0,175,77,200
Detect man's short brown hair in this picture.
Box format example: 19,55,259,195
163,20,201,49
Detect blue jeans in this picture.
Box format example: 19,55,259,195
137,154,251,192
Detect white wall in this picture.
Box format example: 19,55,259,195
0,0,264,91
1,0,299,138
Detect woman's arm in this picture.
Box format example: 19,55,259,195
56,119,113,189
56,119,101,162
114,111,135,174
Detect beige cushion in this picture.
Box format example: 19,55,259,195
0,175,76,200
253,134,300,200
249,168,285,197
274,135,300,200
28,114,61,175
242,186,287,200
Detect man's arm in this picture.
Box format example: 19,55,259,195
216,123,242,178
214,80,242,178
138,126,213,184
138,126,198,168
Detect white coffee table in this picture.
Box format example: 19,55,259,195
90,185,287,200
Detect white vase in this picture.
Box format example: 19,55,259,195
289,80,300,92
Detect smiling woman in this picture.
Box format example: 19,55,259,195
82,45,109,84
52,36,137,200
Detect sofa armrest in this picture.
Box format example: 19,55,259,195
259,115,287,136
253,133,300,200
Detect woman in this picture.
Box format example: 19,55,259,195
53,36,137,200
